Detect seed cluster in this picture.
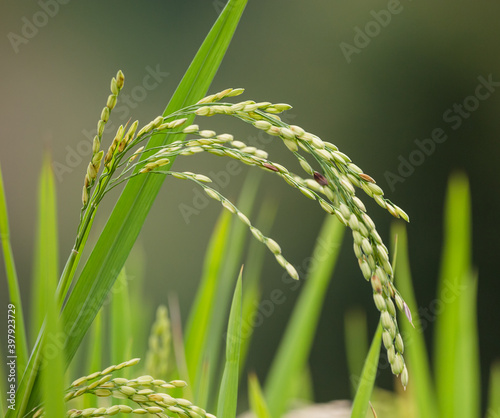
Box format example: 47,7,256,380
33,359,215,418
78,72,412,386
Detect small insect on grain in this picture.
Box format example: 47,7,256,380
313,171,328,186
359,173,376,183
263,163,279,172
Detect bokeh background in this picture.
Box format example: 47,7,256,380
1,0,499,411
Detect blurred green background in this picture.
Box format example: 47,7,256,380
1,0,499,410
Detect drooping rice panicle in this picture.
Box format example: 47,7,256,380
74,74,412,386
33,358,215,418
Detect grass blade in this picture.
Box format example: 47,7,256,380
41,285,66,417
0,162,29,377
248,372,272,418
203,171,262,409
344,309,369,398
454,271,480,418
16,3,248,415
351,323,383,418
392,222,438,418
184,210,232,401
240,199,278,372
264,215,344,417
216,269,243,418
433,173,472,418
31,153,59,344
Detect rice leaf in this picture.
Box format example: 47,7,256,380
454,271,480,418
204,171,261,409
248,372,272,418
434,173,472,418
392,222,438,418
0,162,29,377
217,269,243,418
16,3,247,415
83,309,103,409
350,322,383,418
344,309,369,398
184,210,232,401
31,153,59,343
265,215,344,417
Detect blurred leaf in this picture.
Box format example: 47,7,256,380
41,262,65,417
265,215,344,417
16,3,248,415
0,162,28,376
31,153,59,343
248,373,272,418
344,309,369,398
392,222,438,418
433,173,473,418
83,310,103,409
240,199,278,372
110,268,133,378
204,171,261,409
351,323,383,418
184,210,231,402
217,270,243,418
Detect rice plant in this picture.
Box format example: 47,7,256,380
0,1,420,417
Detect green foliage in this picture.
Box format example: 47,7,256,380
264,215,344,416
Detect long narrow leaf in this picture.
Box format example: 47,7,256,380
240,199,278,373
0,163,29,377
17,2,248,415
41,285,65,417
248,373,271,418
434,173,472,418
392,222,438,418
454,271,480,418
204,171,261,409
217,270,243,418
31,154,59,344
110,268,133,378
351,323,383,418
264,215,344,417
184,210,232,401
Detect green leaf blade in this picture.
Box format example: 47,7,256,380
392,222,438,418
264,215,344,417
351,323,383,418
217,270,243,418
